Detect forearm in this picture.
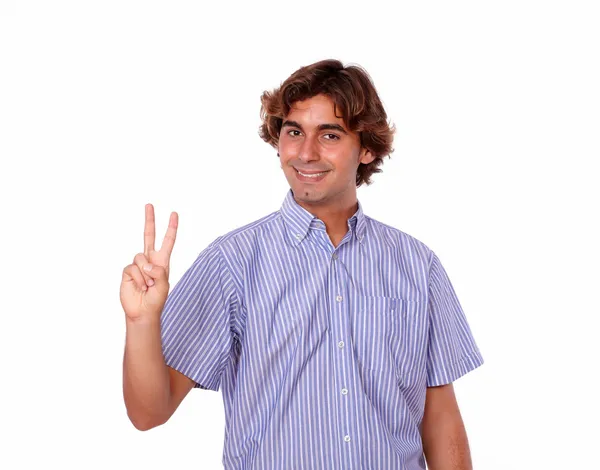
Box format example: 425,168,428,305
123,317,170,430
422,409,473,470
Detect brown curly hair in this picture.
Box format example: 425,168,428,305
258,59,396,187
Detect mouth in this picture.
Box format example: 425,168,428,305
294,168,330,177
293,167,330,183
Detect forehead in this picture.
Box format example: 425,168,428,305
287,94,345,124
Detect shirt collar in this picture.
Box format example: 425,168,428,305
280,189,367,247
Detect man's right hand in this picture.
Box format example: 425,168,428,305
120,204,179,323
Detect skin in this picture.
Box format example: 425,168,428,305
277,93,375,247
121,205,197,430
422,383,474,470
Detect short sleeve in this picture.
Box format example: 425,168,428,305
160,242,237,392
426,251,484,387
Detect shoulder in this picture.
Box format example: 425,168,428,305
365,215,434,264
203,209,283,256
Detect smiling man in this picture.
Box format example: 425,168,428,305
123,58,484,470
276,93,376,248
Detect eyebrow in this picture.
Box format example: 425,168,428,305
281,120,348,135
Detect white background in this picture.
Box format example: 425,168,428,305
1,1,598,469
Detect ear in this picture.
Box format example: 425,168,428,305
359,147,375,165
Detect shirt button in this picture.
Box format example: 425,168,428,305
341,388,348,395
336,295,343,302
295,233,302,239
332,253,338,260
337,340,344,348
344,435,351,442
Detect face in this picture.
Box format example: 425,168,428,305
278,94,374,211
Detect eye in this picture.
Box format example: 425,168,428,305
287,130,301,137
324,133,340,140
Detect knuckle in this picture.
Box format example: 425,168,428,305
134,252,147,264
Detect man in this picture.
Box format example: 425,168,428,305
121,59,484,470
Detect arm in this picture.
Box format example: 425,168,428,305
421,383,473,470
123,317,195,431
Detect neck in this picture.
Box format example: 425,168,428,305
293,193,358,241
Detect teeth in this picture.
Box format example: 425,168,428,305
298,170,327,178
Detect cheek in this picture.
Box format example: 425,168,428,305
279,138,300,154
329,150,356,170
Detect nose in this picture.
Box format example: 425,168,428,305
297,135,320,163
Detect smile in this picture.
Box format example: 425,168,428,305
297,169,328,177
294,168,330,182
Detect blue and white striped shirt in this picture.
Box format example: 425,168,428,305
160,188,484,470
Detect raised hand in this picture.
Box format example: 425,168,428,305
120,204,179,323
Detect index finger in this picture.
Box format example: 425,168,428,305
144,203,155,256
159,211,178,259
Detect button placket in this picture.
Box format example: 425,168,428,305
330,249,354,457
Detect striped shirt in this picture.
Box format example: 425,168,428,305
160,188,484,470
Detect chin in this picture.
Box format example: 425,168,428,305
292,186,327,202
285,174,331,203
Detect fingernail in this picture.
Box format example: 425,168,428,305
147,279,154,286
143,264,152,272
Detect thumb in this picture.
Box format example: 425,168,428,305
142,263,167,286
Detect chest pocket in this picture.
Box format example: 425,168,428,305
351,295,426,380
